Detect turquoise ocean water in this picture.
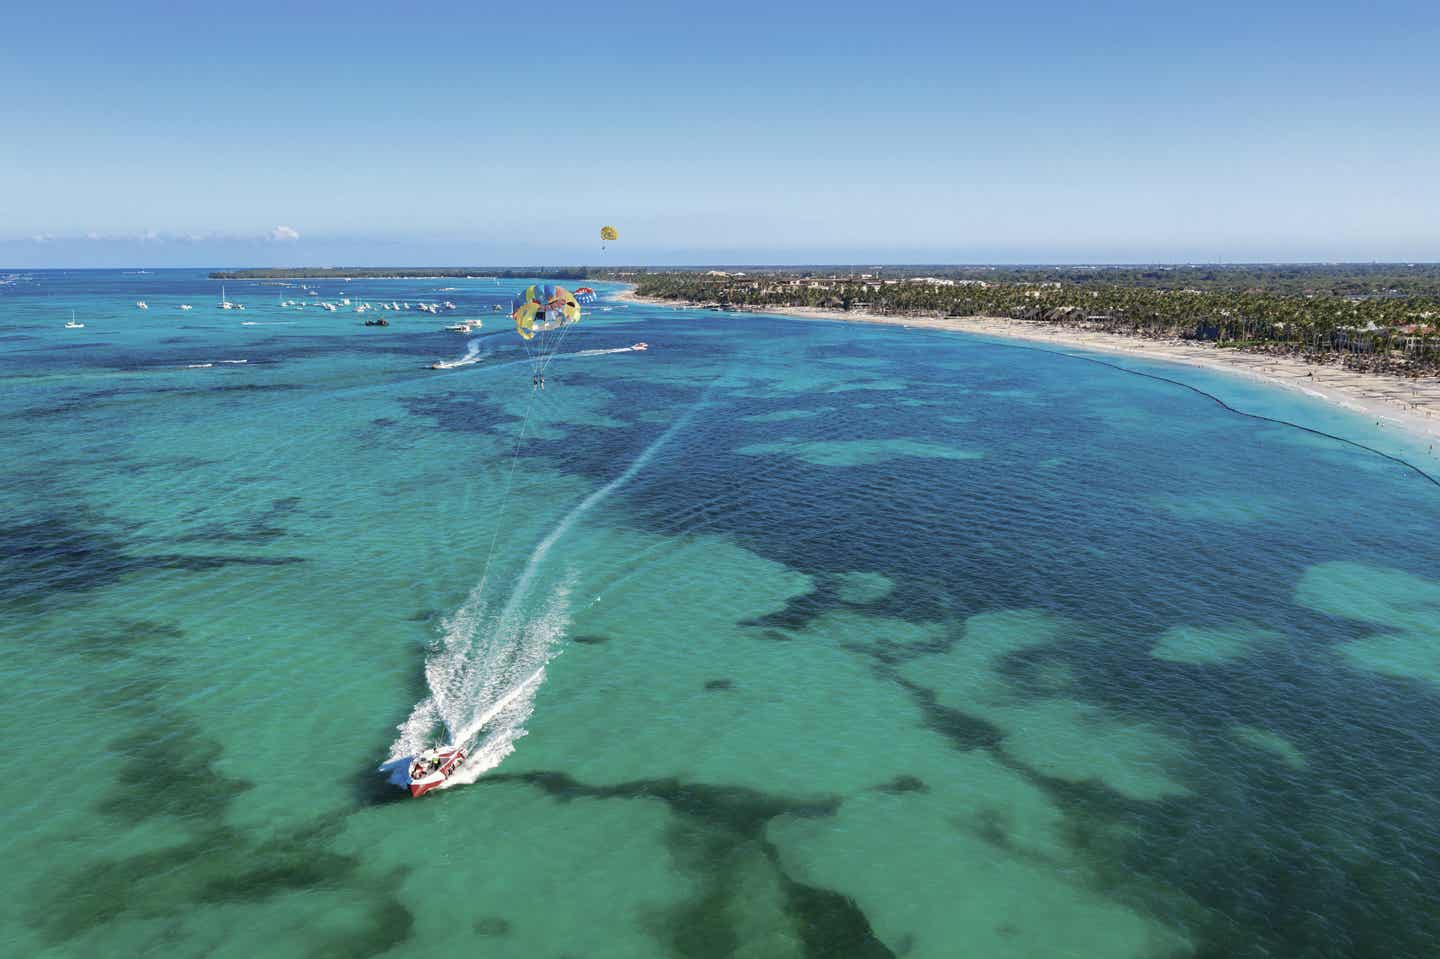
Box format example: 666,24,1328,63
3,269,1439,957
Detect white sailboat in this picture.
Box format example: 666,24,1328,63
64,310,84,329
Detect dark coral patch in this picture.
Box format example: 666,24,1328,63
898,678,1005,751
771,860,896,959
473,916,513,937
875,775,928,794
483,769,893,957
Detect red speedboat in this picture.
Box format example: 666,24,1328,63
406,746,467,798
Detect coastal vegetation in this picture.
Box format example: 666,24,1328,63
635,268,1440,376
208,267,614,281
216,263,1440,297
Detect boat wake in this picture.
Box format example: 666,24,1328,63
382,396,699,792
381,582,573,790
564,344,648,359
430,338,485,370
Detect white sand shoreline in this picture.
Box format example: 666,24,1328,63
614,289,1440,449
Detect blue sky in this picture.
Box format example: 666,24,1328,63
3,0,1437,266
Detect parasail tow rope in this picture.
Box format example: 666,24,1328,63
470,388,538,601
538,317,580,377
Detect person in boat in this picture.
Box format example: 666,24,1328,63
412,748,440,778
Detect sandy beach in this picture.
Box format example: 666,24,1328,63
615,290,1440,447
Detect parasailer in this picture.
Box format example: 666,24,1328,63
600,225,618,251
512,283,581,386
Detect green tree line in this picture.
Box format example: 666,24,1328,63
635,272,1440,376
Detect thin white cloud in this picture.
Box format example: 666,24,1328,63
18,227,303,244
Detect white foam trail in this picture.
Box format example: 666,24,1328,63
384,398,701,785
431,337,484,370
564,345,646,358
185,363,214,369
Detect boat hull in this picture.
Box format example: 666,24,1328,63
406,747,466,798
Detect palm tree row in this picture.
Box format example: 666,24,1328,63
635,275,1440,376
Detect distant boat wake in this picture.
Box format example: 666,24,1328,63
431,338,486,369
563,344,648,359
382,396,699,791
430,340,644,371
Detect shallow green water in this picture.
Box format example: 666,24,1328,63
2,270,1439,957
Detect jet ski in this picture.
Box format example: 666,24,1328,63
406,745,467,797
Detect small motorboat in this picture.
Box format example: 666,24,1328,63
363,318,390,327
407,746,466,797
632,342,648,350
445,323,470,333
136,300,148,310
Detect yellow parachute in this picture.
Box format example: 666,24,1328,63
512,283,579,341
511,283,581,380
600,225,619,242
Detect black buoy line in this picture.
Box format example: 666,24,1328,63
978,338,1440,489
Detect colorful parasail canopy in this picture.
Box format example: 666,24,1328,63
599,226,619,242
573,287,597,305
512,284,580,341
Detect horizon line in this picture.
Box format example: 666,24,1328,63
8,261,1440,272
